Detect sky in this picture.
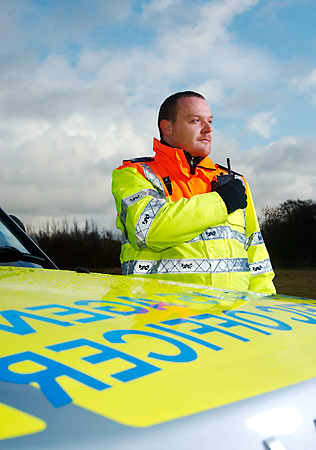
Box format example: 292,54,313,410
1,0,316,234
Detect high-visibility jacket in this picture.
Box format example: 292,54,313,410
112,138,276,294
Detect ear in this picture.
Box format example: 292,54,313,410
160,119,172,137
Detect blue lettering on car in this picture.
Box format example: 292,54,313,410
103,329,197,363
1,299,316,410
49,338,160,383
222,311,292,331
0,309,72,335
75,299,148,315
27,304,113,323
0,350,109,407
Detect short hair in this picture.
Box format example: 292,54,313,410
158,91,205,139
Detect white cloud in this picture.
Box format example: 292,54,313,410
232,135,316,212
245,112,277,138
195,80,226,105
303,68,316,88
144,0,178,14
291,67,316,103
148,0,274,89
1,113,150,230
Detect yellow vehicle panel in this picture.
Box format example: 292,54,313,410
1,266,316,442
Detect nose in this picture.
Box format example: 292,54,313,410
202,120,212,133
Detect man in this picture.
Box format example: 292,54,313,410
112,91,275,294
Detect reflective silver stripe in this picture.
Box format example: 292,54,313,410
122,260,160,275
190,226,246,245
140,164,166,198
122,257,250,275
210,258,249,274
245,231,264,250
120,164,166,244
120,188,160,229
121,234,129,245
135,198,167,248
122,189,160,208
250,259,273,276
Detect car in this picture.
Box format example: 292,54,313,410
1,206,316,449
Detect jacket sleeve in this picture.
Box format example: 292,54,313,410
244,184,276,295
112,165,228,252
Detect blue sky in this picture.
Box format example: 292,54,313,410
1,0,316,231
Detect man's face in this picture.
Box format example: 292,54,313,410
162,97,213,157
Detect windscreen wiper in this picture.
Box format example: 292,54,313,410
0,246,46,265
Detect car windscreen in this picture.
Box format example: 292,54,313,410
0,219,30,253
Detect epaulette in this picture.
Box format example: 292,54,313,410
216,163,243,177
123,157,155,163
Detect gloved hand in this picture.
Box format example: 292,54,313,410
212,178,247,213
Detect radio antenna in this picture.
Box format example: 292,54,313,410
227,158,231,174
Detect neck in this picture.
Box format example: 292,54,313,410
160,138,174,148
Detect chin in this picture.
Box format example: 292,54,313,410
195,149,211,158
186,144,211,158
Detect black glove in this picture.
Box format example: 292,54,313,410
213,178,247,213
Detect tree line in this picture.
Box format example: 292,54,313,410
28,198,315,271
260,199,316,268
28,218,121,272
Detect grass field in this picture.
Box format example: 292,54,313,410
103,267,316,300
274,268,316,300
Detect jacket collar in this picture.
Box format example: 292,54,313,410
153,138,216,176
